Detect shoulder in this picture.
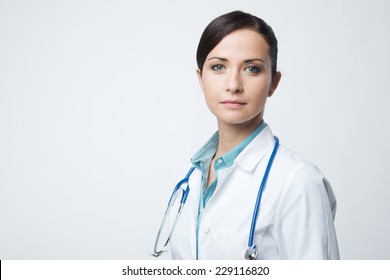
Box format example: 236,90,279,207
275,144,326,184
274,144,337,218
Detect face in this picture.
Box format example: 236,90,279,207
197,28,281,127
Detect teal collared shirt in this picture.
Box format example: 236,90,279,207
190,121,267,259
191,121,267,207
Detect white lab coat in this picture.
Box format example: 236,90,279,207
168,125,339,259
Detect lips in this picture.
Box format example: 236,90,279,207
221,99,247,108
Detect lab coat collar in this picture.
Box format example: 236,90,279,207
234,125,276,173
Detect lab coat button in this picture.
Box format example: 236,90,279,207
202,224,210,233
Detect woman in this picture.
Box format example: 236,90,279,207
158,10,339,260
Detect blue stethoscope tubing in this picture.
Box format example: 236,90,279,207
245,136,279,259
153,136,279,260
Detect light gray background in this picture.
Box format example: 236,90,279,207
1,0,389,259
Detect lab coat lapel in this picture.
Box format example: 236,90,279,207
235,126,276,173
209,126,276,199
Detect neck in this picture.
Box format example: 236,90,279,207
215,116,262,158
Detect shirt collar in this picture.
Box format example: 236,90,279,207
191,131,219,170
191,121,267,170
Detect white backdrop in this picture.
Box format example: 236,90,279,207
1,0,389,259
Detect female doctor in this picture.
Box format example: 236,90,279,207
157,10,339,260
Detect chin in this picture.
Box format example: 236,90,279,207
216,112,260,125
218,118,257,127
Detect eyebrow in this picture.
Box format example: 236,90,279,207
207,57,265,63
208,57,228,62
244,58,265,63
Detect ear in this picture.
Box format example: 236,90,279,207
196,68,204,92
268,71,282,97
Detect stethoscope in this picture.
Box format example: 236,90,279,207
153,136,279,260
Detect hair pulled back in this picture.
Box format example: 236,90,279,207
196,11,278,79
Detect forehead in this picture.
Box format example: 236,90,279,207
207,29,270,61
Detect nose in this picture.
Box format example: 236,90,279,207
225,70,243,94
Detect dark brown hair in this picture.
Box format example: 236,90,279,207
196,10,278,79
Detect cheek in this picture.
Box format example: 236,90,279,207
246,80,271,108
203,89,218,111
201,77,221,98
252,75,273,94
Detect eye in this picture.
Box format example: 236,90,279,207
246,65,261,74
211,64,225,71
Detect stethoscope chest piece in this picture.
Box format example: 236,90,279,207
245,245,258,260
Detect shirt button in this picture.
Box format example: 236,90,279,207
217,158,223,164
202,224,211,233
